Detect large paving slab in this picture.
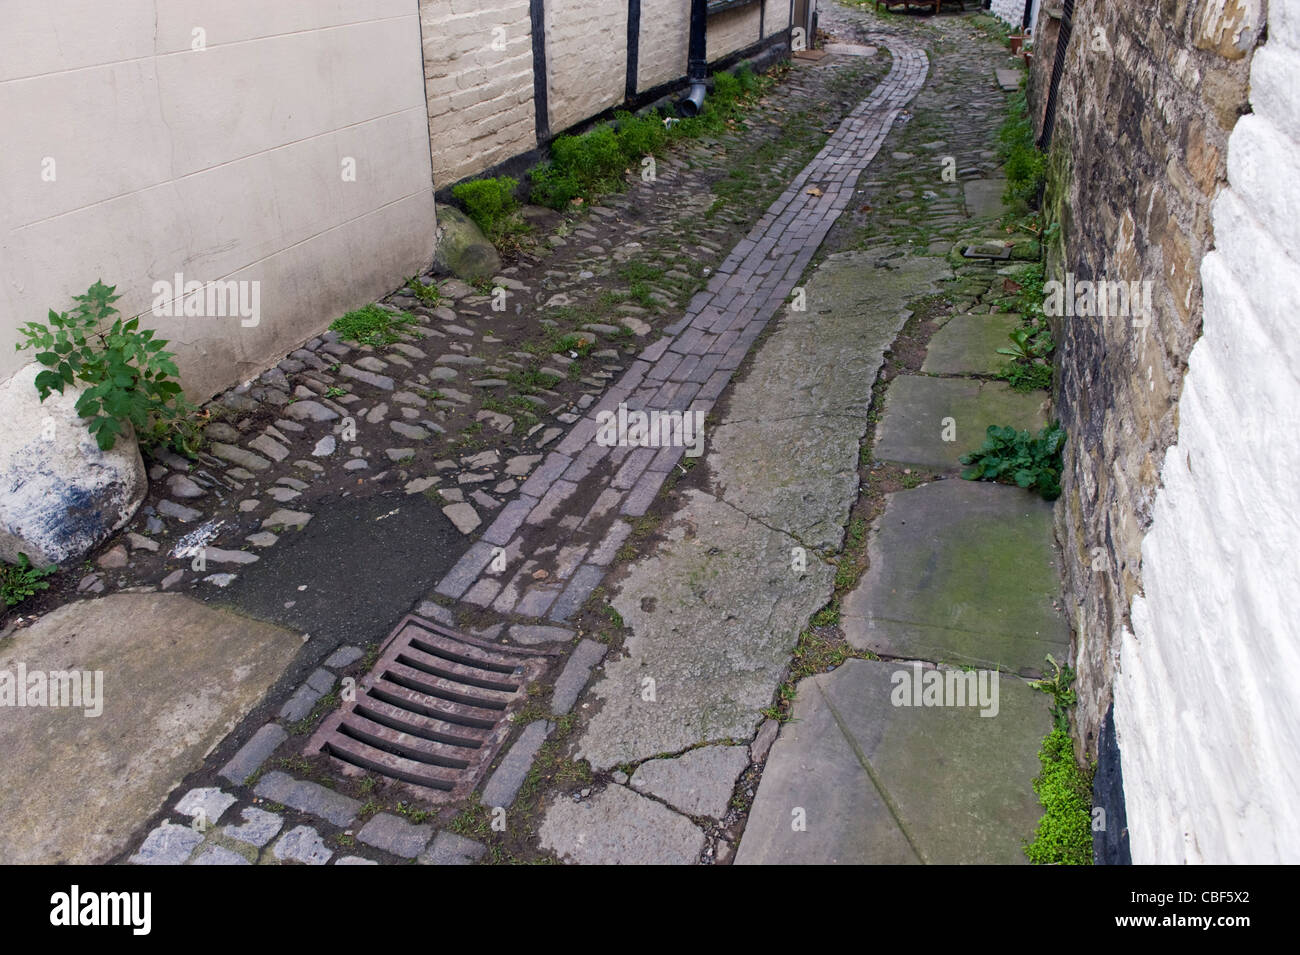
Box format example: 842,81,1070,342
710,250,951,552
873,375,1047,469
0,593,300,864
964,178,1010,218
538,783,706,864
575,488,835,770
921,313,1023,376
735,658,1051,865
841,480,1068,675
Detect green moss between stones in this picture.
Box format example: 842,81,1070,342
1024,728,1095,865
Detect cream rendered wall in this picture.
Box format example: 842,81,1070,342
1113,2,1300,863
707,5,763,61
420,0,536,187
545,0,628,134
639,0,692,91
764,0,791,38
0,0,436,401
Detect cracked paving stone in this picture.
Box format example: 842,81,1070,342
357,813,434,859
539,784,706,865
629,745,750,819
130,823,203,865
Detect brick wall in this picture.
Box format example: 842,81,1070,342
420,0,791,187
419,0,536,187
544,0,629,134
640,0,693,91
707,4,764,61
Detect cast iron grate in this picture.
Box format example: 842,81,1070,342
308,614,557,801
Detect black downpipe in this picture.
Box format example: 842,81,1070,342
677,0,709,116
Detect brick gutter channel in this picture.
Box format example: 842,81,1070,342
126,38,930,865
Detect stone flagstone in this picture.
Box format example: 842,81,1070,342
736,659,1051,865
873,375,1047,470
921,313,1024,376
841,480,1069,676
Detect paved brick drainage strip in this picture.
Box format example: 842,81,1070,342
308,614,560,801
433,38,930,622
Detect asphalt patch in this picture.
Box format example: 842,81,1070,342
211,490,466,658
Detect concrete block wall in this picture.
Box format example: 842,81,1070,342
1113,1,1300,864
419,0,536,187
0,0,437,403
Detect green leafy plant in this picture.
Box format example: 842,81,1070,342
1029,654,1078,732
614,110,667,161
406,276,443,306
998,326,1053,362
996,323,1055,393
1,554,58,607
998,359,1053,393
452,176,520,236
15,280,193,452
328,303,416,346
1024,728,1094,865
960,422,1066,500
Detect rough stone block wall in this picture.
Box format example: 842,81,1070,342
419,0,536,187
707,4,763,61
1038,0,1264,757
639,0,692,91
545,0,629,134
1036,0,1282,859
1112,1,1300,864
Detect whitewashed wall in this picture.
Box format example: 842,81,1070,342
1113,1,1300,863
0,0,437,401
991,0,1037,33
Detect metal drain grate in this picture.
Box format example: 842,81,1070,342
308,614,557,801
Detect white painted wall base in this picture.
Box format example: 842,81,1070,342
1114,3,1300,864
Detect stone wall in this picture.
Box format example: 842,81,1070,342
1113,0,1300,864
1031,0,1295,862
0,0,437,403
1033,0,1263,757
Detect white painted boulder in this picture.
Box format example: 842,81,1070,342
0,364,147,566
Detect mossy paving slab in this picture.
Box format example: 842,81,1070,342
841,480,1068,676
963,178,1010,219
735,658,1050,865
873,375,1047,470
921,313,1023,376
